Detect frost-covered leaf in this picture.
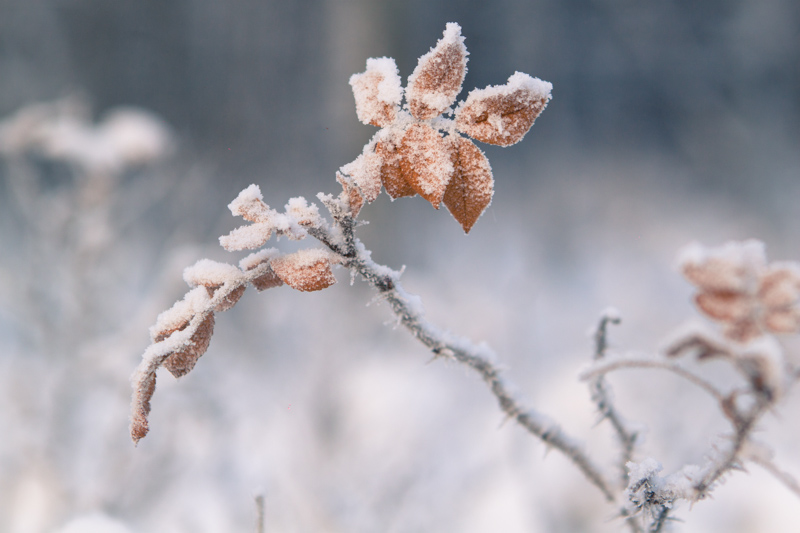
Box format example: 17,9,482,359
443,136,493,233
399,124,453,209
183,259,244,289
336,172,365,217
162,313,215,378
271,249,337,292
406,23,468,120
679,240,765,293
349,57,403,127
340,151,383,203
759,264,800,308
219,223,274,251
285,196,322,227
130,364,157,444
764,308,800,334
149,287,209,342
455,72,552,146
695,291,752,323
240,249,284,291
376,140,416,199
228,184,273,222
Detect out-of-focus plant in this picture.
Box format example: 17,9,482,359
0,95,173,532
131,23,800,532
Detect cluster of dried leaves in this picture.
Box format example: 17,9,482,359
680,240,800,342
130,187,338,443
131,23,552,443
341,22,552,232
663,240,800,400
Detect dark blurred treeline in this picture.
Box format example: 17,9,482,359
1,0,798,200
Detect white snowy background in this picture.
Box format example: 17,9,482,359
1,1,799,532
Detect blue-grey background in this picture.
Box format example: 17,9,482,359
1,1,798,532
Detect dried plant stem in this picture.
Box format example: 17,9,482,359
749,454,800,499
581,355,726,404
589,312,639,486
693,401,769,498
254,493,266,533
309,215,618,504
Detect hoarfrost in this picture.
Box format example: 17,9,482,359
183,259,244,288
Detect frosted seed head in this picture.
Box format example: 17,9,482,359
406,22,469,120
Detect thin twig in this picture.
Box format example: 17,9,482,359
748,454,800,499
309,214,618,503
581,354,726,404
589,311,639,487
254,493,266,533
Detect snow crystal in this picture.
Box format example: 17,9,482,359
183,258,243,288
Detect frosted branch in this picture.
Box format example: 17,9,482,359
308,212,618,504
581,353,726,404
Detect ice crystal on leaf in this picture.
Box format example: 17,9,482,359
341,22,552,233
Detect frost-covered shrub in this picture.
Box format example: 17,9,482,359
132,23,799,532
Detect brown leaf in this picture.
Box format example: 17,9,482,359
399,124,453,209
455,72,551,146
695,291,753,323
376,140,416,199
336,172,365,217
162,313,216,378
130,367,157,444
406,23,468,120
349,58,402,127
271,249,337,292
764,308,800,334
683,258,750,294
759,265,800,308
340,151,383,203
443,136,494,233
204,284,245,312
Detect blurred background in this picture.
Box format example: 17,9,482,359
0,1,798,532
